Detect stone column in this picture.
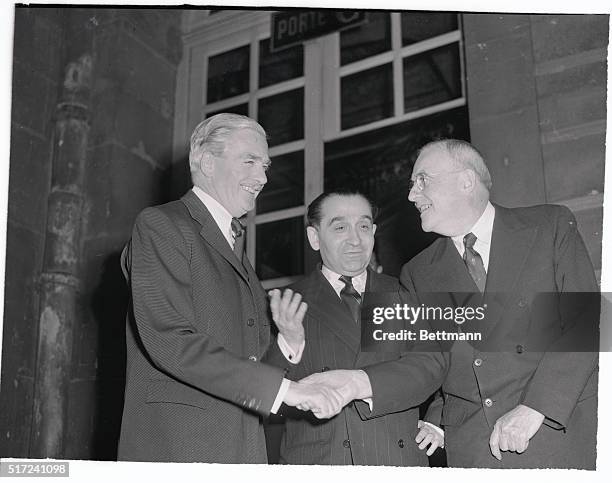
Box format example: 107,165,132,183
30,53,92,458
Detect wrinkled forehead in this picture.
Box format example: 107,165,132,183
320,194,373,223
413,145,455,175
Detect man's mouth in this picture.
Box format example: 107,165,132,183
417,203,431,214
241,184,263,195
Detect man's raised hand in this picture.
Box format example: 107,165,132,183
269,288,307,350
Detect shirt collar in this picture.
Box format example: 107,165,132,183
192,186,234,245
321,264,368,297
451,201,495,248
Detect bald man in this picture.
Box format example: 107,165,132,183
401,139,598,469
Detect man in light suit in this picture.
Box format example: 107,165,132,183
265,191,446,465
401,139,598,468
118,114,343,463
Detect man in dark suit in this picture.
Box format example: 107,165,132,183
265,191,446,465
401,139,598,468
118,114,344,463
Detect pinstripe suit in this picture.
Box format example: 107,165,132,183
118,190,285,463
265,267,445,465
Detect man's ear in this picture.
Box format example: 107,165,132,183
306,226,320,251
460,168,477,192
372,223,377,236
199,151,215,177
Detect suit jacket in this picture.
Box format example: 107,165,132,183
401,204,599,469
265,267,446,466
118,190,285,463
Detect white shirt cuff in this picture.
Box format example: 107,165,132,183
277,333,305,364
270,378,291,414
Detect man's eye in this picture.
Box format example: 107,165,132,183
334,225,346,232
360,224,371,231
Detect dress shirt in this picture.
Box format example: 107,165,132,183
321,265,367,297
192,186,289,414
451,201,495,272
192,186,236,248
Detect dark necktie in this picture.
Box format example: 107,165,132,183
231,217,245,261
463,232,487,292
339,275,362,324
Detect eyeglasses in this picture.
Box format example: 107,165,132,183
408,169,466,192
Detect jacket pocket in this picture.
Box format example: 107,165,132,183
440,397,469,427
146,379,208,410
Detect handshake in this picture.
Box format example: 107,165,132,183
282,369,372,419
269,289,372,419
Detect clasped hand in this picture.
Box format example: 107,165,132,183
283,370,366,419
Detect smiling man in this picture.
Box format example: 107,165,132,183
264,190,446,465
118,113,343,463
401,139,598,469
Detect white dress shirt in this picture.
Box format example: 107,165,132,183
192,186,290,413
192,186,235,247
451,201,495,272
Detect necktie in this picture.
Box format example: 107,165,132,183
463,232,487,292
231,217,245,261
339,275,362,324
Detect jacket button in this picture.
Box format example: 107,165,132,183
474,358,482,367
342,439,350,448
322,366,330,372
516,344,524,354
484,398,493,408
248,355,257,362
518,299,527,308
247,318,255,327
398,439,405,448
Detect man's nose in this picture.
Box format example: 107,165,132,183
347,228,361,245
253,164,267,185
408,185,417,202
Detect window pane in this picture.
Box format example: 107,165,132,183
324,107,470,276
256,150,304,214
340,12,391,65
256,217,304,279
206,103,249,118
401,12,458,46
207,45,250,103
341,63,393,130
403,43,461,113
259,38,304,88
258,88,304,146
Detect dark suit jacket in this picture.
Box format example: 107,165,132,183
401,204,599,469
118,190,285,463
265,267,446,466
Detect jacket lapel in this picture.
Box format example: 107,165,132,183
301,268,361,354
181,190,249,283
428,238,478,294
482,205,538,336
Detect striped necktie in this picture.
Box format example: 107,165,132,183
339,275,362,324
463,232,486,292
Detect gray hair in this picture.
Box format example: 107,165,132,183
189,113,267,176
419,139,492,190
